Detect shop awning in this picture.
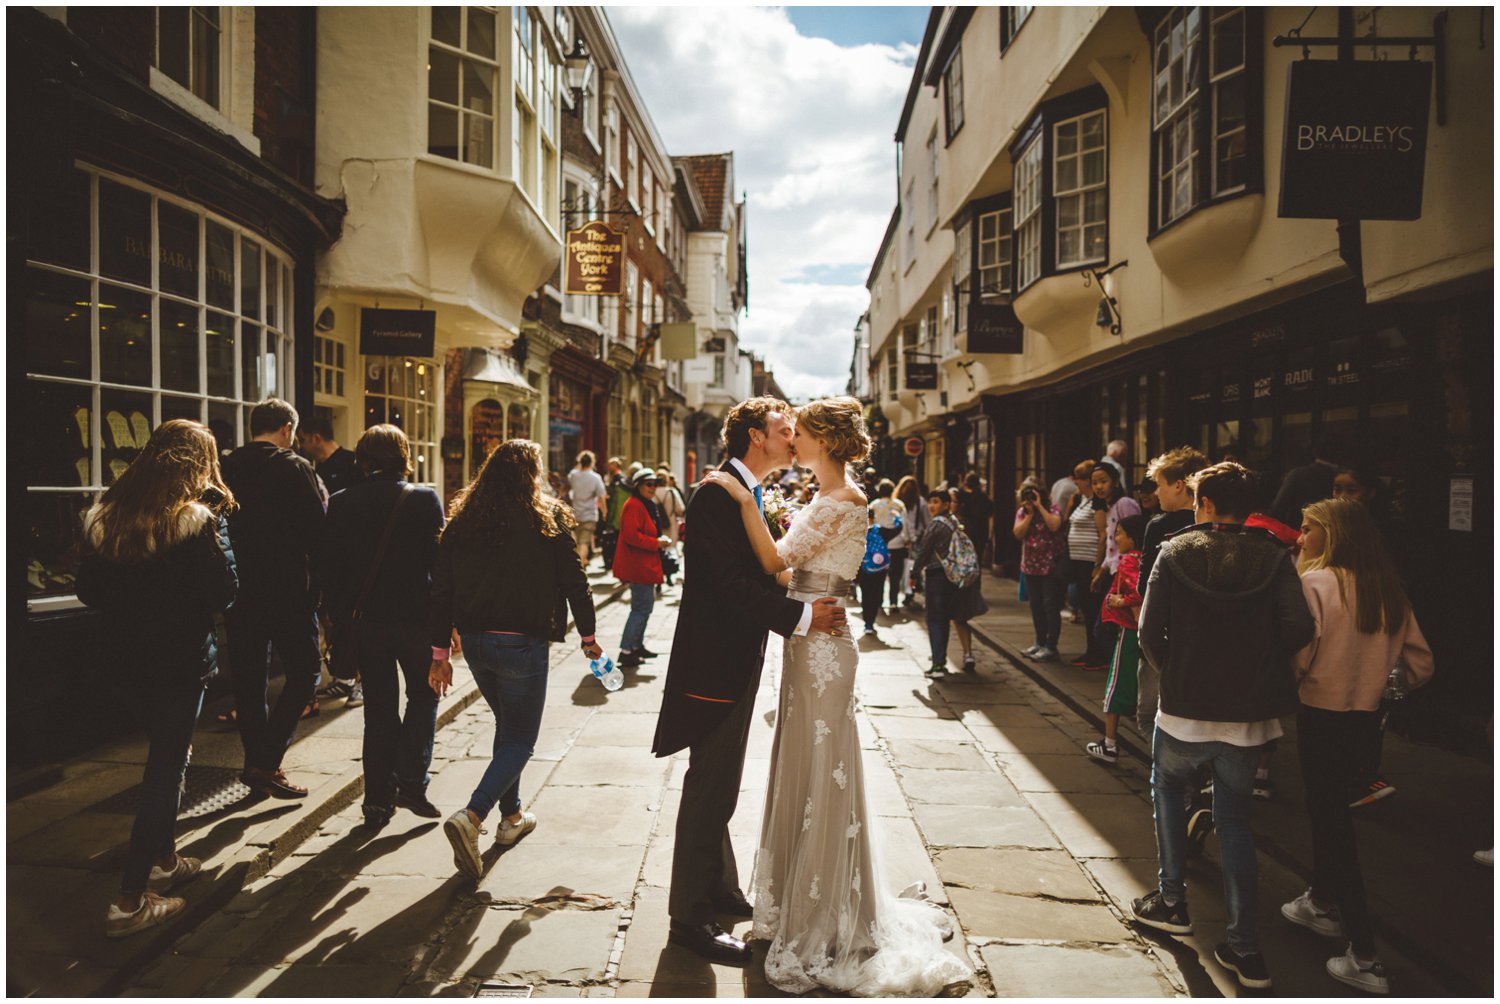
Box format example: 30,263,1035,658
460,349,536,394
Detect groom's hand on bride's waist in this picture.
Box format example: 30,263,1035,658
808,596,847,636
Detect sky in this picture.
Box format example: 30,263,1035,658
608,6,928,402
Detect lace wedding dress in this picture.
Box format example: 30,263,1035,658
750,495,971,996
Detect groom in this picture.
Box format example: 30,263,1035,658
652,397,847,965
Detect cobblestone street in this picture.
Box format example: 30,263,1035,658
122,580,1196,998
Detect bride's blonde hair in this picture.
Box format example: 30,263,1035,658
795,397,871,466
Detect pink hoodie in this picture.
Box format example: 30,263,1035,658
1294,569,1434,712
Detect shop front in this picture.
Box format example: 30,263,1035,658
547,346,612,475
989,279,1490,715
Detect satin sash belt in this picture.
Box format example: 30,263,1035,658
788,569,854,601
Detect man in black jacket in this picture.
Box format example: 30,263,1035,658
1131,462,1315,990
652,398,845,965
222,399,326,799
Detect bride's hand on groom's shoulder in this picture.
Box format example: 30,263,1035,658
700,470,752,504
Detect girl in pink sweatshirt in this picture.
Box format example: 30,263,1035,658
1282,498,1433,995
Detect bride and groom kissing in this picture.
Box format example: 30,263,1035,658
651,396,970,996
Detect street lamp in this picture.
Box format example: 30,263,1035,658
565,35,593,95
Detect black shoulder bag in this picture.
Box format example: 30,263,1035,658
330,484,414,681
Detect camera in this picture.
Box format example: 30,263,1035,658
1020,487,1039,504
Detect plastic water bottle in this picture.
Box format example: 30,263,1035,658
590,652,623,692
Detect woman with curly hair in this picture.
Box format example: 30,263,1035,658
428,440,603,880
77,420,239,938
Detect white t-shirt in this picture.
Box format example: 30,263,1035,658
1156,710,1284,748
567,467,607,524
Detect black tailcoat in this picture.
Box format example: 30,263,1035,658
651,462,803,756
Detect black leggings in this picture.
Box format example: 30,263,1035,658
858,570,887,630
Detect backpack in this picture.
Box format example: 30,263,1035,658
862,523,891,574
939,515,980,588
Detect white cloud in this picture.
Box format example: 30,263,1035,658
607,6,911,401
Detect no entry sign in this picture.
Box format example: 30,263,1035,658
904,437,924,457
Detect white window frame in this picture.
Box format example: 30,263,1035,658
428,6,502,171
1209,8,1248,198
926,128,940,233
1152,7,1202,228
363,357,441,489
943,49,964,141
624,129,639,210
978,207,1012,298
1013,136,1043,289
1053,109,1108,269
624,259,639,344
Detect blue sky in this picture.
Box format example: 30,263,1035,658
609,7,921,401
784,6,930,49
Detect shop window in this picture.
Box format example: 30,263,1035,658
508,402,532,441
366,357,439,487
943,49,964,142
155,7,221,108
1151,7,1260,233
24,167,293,601
314,334,348,400
428,6,500,170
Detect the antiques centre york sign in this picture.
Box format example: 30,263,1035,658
1278,59,1433,220
360,308,436,357
564,222,625,296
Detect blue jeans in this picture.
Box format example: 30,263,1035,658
460,633,550,821
923,567,953,667
358,619,438,809
1152,726,1262,954
620,583,655,653
121,681,207,896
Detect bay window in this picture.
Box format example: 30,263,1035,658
1053,110,1107,268
1150,7,1260,232
1013,136,1042,289
943,49,964,142
429,7,500,169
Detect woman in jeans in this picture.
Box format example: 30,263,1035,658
1283,498,1433,993
1012,476,1064,661
613,468,671,667
317,425,446,828
428,440,601,880
77,420,238,937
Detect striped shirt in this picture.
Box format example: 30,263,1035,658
1067,498,1101,565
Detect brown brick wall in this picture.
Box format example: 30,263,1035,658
66,8,153,81
253,8,316,187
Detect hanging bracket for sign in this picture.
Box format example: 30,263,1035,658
1272,11,1447,124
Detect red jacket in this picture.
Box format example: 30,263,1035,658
612,495,663,584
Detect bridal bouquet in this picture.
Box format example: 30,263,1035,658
762,488,801,535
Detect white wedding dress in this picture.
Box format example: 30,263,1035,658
750,495,971,996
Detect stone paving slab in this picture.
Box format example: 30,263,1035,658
962,723,1082,756
979,942,1176,997
480,840,648,905
897,766,1025,807
993,753,1134,794
885,737,993,772
949,886,1130,943
935,848,1102,902
525,785,661,847
545,745,674,788
911,803,1062,850
430,903,622,983
1022,792,1161,860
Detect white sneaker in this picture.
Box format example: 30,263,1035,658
495,811,537,847
443,810,485,878
1326,947,1389,994
105,890,185,938
146,854,202,893
1475,847,1494,867
1281,889,1342,937
1020,644,1043,658
345,680,365,708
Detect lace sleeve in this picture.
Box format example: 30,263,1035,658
775,500,851,569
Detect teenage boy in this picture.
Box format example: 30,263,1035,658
1135,446,1208,740
909,490,959,678
1132,462,1314,990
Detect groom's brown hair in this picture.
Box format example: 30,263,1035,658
722,396,791,460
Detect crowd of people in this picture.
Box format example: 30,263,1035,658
72,395,1460,993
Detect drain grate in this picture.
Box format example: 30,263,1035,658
87,765,255,819
473,982,532,997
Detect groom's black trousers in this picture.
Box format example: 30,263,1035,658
669,666,762,924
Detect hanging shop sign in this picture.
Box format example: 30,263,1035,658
967,302,1024,354
359,308,436,357
905,359,939,390
658,323,698,360
1278,59,1433,220
563,221,625,295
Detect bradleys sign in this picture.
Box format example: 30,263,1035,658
1278,59,1433,220
563,222,624,296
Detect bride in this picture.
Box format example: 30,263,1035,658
701,397,971,997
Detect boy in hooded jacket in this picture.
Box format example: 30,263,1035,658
1130,462,1315,991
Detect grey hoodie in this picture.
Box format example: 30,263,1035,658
1138,523,1314,723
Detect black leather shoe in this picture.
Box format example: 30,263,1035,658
668,920,752,965
638,647,660,658
393,789,442,818
713,892,754,918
